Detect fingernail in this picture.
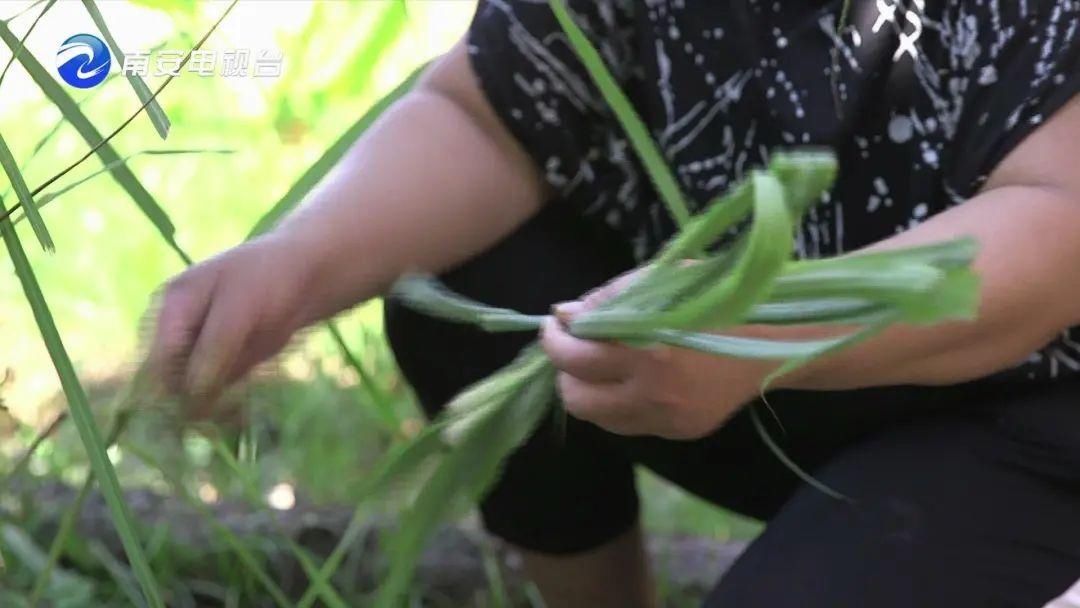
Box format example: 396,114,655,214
552,301,581,324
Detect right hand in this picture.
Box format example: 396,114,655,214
146,232,320,402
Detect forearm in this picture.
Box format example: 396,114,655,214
777,184,1080,390
274,44,545,325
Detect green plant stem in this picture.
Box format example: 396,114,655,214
326,321,402,437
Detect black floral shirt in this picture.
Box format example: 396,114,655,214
466,0,1080,382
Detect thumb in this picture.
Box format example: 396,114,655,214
551,300,588,325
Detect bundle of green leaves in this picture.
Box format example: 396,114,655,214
307,2,981,604
376,150,979,605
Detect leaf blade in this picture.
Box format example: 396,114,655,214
0,19,187,263
0,195,164,608
81,0,171,139
246,64,426,239
548,0,691,227
0,132,52,250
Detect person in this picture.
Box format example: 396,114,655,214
148,1,1080,606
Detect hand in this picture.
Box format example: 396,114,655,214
146,232,321,404
539,276,776,440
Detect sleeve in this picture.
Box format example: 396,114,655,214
945,1,1080,197
466,0,645,222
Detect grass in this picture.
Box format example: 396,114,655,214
0,0,975,605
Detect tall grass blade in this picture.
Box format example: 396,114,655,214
654,181,752,265
669,172,792,328
210,440,350,608
124,443,293,608
375,357,554,607
0,0,54,89
1,524,96,603
246,64,426,238
11,149,232,225
0,132,52,250
0,20,185,262
392,274,538,329
30,411,131,606
326,320,402,436
0,195,164,607
336,0,409,98
752,312,899,501
1,0,48,23
87,541,148,608
548,0,691,226
0,0,239,261
29,473,94,605
296,424,447,608
643,329,852,360
82,0,171,139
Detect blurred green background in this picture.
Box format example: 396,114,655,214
0,1,758,605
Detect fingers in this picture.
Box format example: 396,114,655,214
540,316,635,382
185,285,257,399
148,272,216,395
556,372,645,435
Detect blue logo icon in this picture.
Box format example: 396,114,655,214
56,34,111,88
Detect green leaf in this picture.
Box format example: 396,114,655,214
572,171,794,336
0,525,96,604
770,261,945,314
654,181,753,265
746,297,886,325
0,19,188,264
673,171,793,327
296,424,448,608
331,0,408,98
638,329,852,360
548,0,691,226
0,195,164,608
31,412,131,607
391,274,543,332
124,443,293,608
326,320,402,436
750,312,898,503
0,132,52,250
210,440,350,608
442,346,550,443
87,541,148,608
12,149,232,225
806,236,978,272
82,0,171,139
768,149,838,219
246,63,427,239
375,353,554,607
0,0,55,89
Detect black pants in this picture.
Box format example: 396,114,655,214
385,204,1080,607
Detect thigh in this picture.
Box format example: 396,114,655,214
384,203,644,553
624,382,996,520
704,381,1080,608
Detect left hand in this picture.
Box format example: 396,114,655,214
539,275,776,440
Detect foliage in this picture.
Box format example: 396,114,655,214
0,0,462,605
0,0,928,606
372,0,979,603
